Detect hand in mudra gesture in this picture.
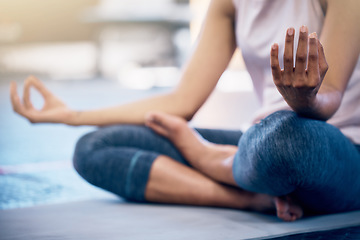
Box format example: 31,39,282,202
270,26,328,116
10,76,71,124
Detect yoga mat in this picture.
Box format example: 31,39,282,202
1,198,359,240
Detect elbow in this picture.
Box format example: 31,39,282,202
171,92,199,121
184,111,196,121
177,104,197,121
182,100,202,121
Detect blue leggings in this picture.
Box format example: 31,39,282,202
73,111,360,214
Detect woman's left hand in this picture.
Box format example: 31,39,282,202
270,26,328,115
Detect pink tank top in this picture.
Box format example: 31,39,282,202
232,0,360,144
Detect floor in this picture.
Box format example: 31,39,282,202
1,198,360,240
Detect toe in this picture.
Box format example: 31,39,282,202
275,196,303,221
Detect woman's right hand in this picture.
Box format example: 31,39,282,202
10,76,73,124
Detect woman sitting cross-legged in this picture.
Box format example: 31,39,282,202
10,0,360,221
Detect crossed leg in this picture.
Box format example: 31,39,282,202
145,154,275,213
144,111,303,221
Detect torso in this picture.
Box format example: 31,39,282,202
231,0,360,144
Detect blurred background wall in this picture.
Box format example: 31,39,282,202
0,0,98,43
0,0,256,130
0,0,195,83
0,0,98,80
0,0,245,85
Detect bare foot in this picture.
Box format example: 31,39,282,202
145,111,209,160
275,196,303,221
145,111,304,221
248,194,303,222
145,111,238,185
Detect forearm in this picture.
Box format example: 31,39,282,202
300,0,360,121
65,92,192,126
11,0,236,127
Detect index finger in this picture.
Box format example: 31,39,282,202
28,76,52,99
10,81,25,114
23,77,35,109
270,43,282,84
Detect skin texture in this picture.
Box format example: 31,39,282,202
285,0,360,120
9,0,360,221
270,28,329,119
144,155,277,214
145,111,303,221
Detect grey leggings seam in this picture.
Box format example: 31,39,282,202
125,150,144,198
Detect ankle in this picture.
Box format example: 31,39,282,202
249,193,275,212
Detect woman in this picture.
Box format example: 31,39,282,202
10,0,360,221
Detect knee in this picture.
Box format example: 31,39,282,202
233,111,312,195
72,124,153,182
72,125,131,176
72,131,98,178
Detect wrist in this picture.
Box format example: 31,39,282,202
285,96,315,114
63,110,81,126
289,94,337,121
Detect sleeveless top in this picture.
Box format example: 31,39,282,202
232,0,360,144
